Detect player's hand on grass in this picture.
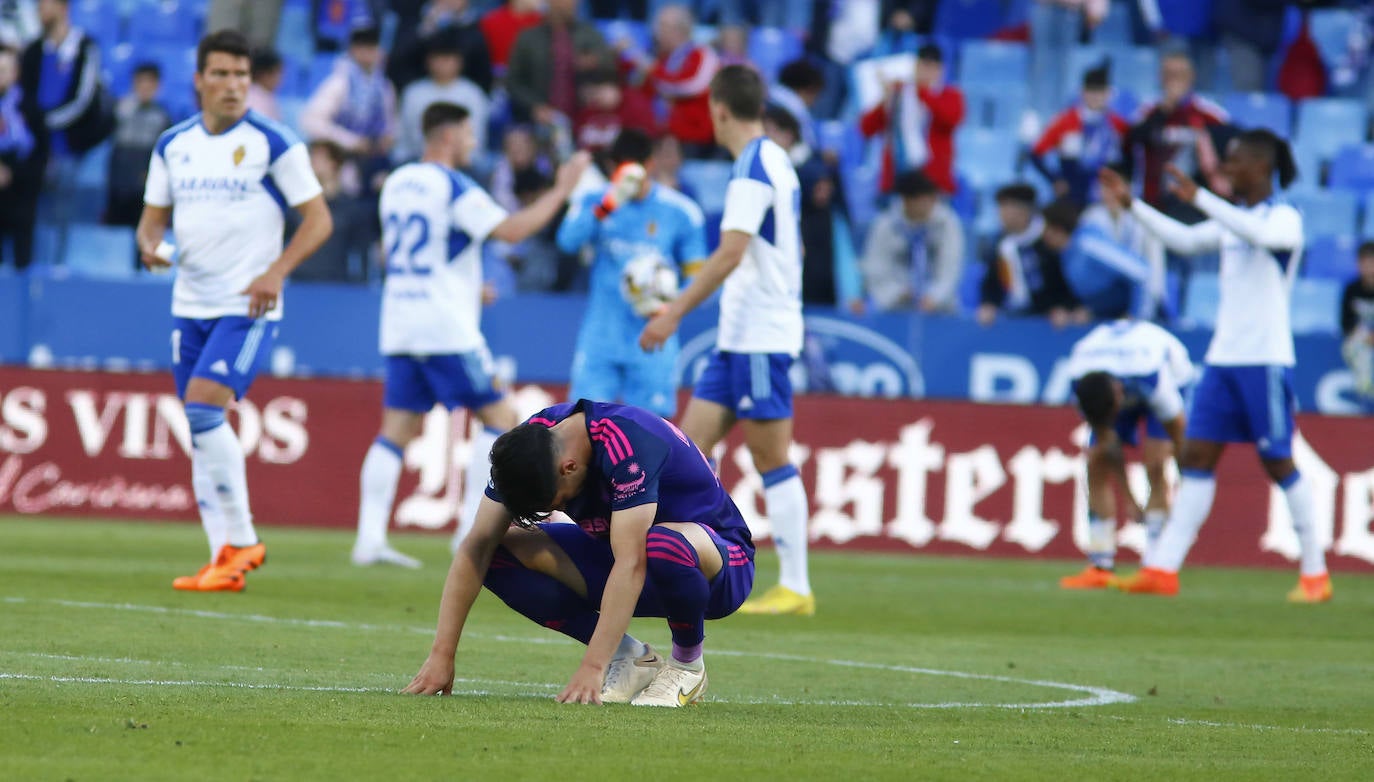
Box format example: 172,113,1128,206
242,269,285,318
555,662,604,705
1165,164,1199,203
639,308,679,352
401,655,455,696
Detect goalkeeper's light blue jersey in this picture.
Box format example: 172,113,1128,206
556,183,707,363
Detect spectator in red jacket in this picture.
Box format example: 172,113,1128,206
575,66,659,168
479,0,544,77
631,4,719,154
1029,64,1130,206
859,43,964,194
1123,51,1231,221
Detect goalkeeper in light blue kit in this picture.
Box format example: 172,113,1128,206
556,129,707,418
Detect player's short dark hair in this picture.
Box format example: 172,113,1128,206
894,169,939,198
1235,127,1298,189
349,23,382,47
421,101,470,138
424,29,464,58
489,424,559,524
1074,371,1119,429
917,43,944,63
133,61,162,79
1358,240,1374,259
513,167,550,199
197,29,251,73
1082,62,1110,90
763,105,801,140
778,59,824,92
709,64,765,121
251,48,283,78
609,128,654,165
1042,198,1081,233
994,183,1038,208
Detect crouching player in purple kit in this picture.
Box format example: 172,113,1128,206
403,400,754,707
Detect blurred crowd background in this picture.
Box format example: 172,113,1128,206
1,0,1373,379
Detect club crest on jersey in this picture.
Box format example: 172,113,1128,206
232,145,246,166
646,220,657,236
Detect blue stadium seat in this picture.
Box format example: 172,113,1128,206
129,0,199,47
71,0,123,51
103,43,137,98
1304,235,1359,281
1222,92,1292,137
1182,272,1220,328
1292,141,1324,189
956,127,1018,190
1295,98,1369,161
595,20,652,58
957,262,986,313
958,41,1029,88
1290,189,1359,242
1363,196,1374,240
66,225,137,279
934,0,1010,39
678,160,733,217
275,2,317,63
309,52,341,94
841,165,881,233
74,142,111,190
1327,145,1374,193
1308,8,1360,68
748,27,803,83
1290,278,1342,334
815,120,864,168
960,84,1026,132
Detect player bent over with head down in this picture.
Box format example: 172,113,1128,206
1100,129,1332,602
352,103,590,567
137,30,334,591
639,65,813,616
1061,320,1191,589
404,400,755,706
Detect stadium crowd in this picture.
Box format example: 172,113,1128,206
0,0,1373,391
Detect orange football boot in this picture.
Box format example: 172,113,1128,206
1114,567,1179,596
1059,566,1115,590
172,563,214,591
173,542,265,592
1287,573,1332,604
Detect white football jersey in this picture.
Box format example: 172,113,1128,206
377,162,508,355
144,111,323,321
1068,320,1193,423
717,136,804,356
1132,190,1302,366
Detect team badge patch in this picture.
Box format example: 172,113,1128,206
232,145,246,166
646,220,657,236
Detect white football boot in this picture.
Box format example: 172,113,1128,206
350,543,422,569
601,644,666,704
630,659,708,707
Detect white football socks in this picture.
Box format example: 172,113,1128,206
764,467,811,596
457,426,501,545
1145,471,1216,572
191,457,228,558
1282,472,1328,577
1143,509,1167,546
356,438,404,551
1086,515,1115,570
192,422,257,548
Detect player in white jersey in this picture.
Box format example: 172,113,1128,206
1060,320,1191,589
351,102,589,567
1099,129,1332,602
136,30,333,592
639,65,813,616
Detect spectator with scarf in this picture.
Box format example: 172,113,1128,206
978,184,1085,327
301,23,396,190
0,44,40,270
859,43,964,194
1029,63,1129,206
860,169,964,313
1122,50,1230,222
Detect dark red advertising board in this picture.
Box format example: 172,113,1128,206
1,367,1371,571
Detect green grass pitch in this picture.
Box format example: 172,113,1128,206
2,517,1371,781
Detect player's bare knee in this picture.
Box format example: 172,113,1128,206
1261,457,1297,485
182,378,233,407
1179,440,1221,472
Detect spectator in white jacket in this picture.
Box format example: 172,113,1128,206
300,23,396,191
860,169,966,313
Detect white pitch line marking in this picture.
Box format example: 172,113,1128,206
2,595,1133,710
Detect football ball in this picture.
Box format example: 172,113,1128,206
620,254,679,317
